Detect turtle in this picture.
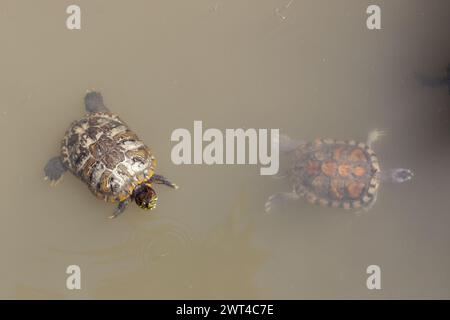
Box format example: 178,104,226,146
265,130,413,212
415,64,450,95
44,91,178,218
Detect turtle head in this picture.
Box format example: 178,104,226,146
133,183,158,210
389,168,414,183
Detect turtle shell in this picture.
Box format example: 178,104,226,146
289,138,381,209
60,112,156,203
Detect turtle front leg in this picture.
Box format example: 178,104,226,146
150,174,179,189
366,129,386,149
356,192,379,215
44,156,67,186
109,199,130,219
265,190,299,213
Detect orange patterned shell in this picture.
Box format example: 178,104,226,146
289,138,381,209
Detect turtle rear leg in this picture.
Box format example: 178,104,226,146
273,132,304,153
366,129,386,149
271,170,289,180
84,91,109,113
44,156,67,186
150,174,179,189
265,190,299,213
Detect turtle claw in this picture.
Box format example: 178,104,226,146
108,211,121,219
264,191,299,213
44,156,67,186
108,210,123,219
367,129,387,148
150,174,178,189
264,196,275,213
49,176,63,187
271,171,288,180
265,193,283,213
109,200,129,219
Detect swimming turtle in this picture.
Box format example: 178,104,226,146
265,130,413,212
44,91,178,218
415,64,450,95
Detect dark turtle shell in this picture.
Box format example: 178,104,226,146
61,112,156,203
289,138,381,209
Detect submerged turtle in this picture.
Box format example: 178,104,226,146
415,64,450,95
44,91,178,218
265,130,413,212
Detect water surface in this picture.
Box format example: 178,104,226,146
0,0,449,299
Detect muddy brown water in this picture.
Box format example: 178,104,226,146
0,0,450,299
